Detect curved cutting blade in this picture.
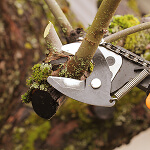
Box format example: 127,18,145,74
47,48,115,107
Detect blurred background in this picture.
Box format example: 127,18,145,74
0,0,150,149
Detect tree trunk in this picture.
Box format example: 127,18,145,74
0,0,47,147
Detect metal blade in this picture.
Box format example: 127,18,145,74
47,48,115,107
99,46,122,81
47,76,85,90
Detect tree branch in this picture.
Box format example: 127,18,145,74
104,22,150,43
66,0,121,79
44,0,73,36
44,21,62,52
31,22,66,119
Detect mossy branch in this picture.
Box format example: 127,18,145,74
104,22,150,43
44,0,73,36
66,0,121,79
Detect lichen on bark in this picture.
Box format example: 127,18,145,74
65,55,93,79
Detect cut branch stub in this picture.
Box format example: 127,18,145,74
30,22,67,119
31,88,65,119
44,21,62,52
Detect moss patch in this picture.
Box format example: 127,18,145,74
21,63,52,103
56,98,91,123
109,15,140,33
108,15,150,55
13,113,51,150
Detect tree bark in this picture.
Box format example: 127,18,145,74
44,0,73,36
0,0,47,146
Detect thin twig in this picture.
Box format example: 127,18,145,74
104,22,150,43
44,0,73,36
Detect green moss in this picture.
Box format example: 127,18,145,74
62,27,67,33
58,63,67,77
124,30,150,54
23,121,50,150
64,145,75,150
13,113,51,150
124,32,139,52
64,55,92,79
114,87,146,126
108,15,150,55
109,15,140,33
46,42,58,52
26,63,52,86
57,98,91,123
21,89,32,103
143,50,150,60
88,61,94,73
21,63,52,103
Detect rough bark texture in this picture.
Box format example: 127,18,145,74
0,0,47,144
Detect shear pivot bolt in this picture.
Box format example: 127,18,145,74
91,78,101,89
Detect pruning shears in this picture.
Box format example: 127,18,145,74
47,41,150,107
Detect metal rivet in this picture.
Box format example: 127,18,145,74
91,78,101,89
106,56,115,66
